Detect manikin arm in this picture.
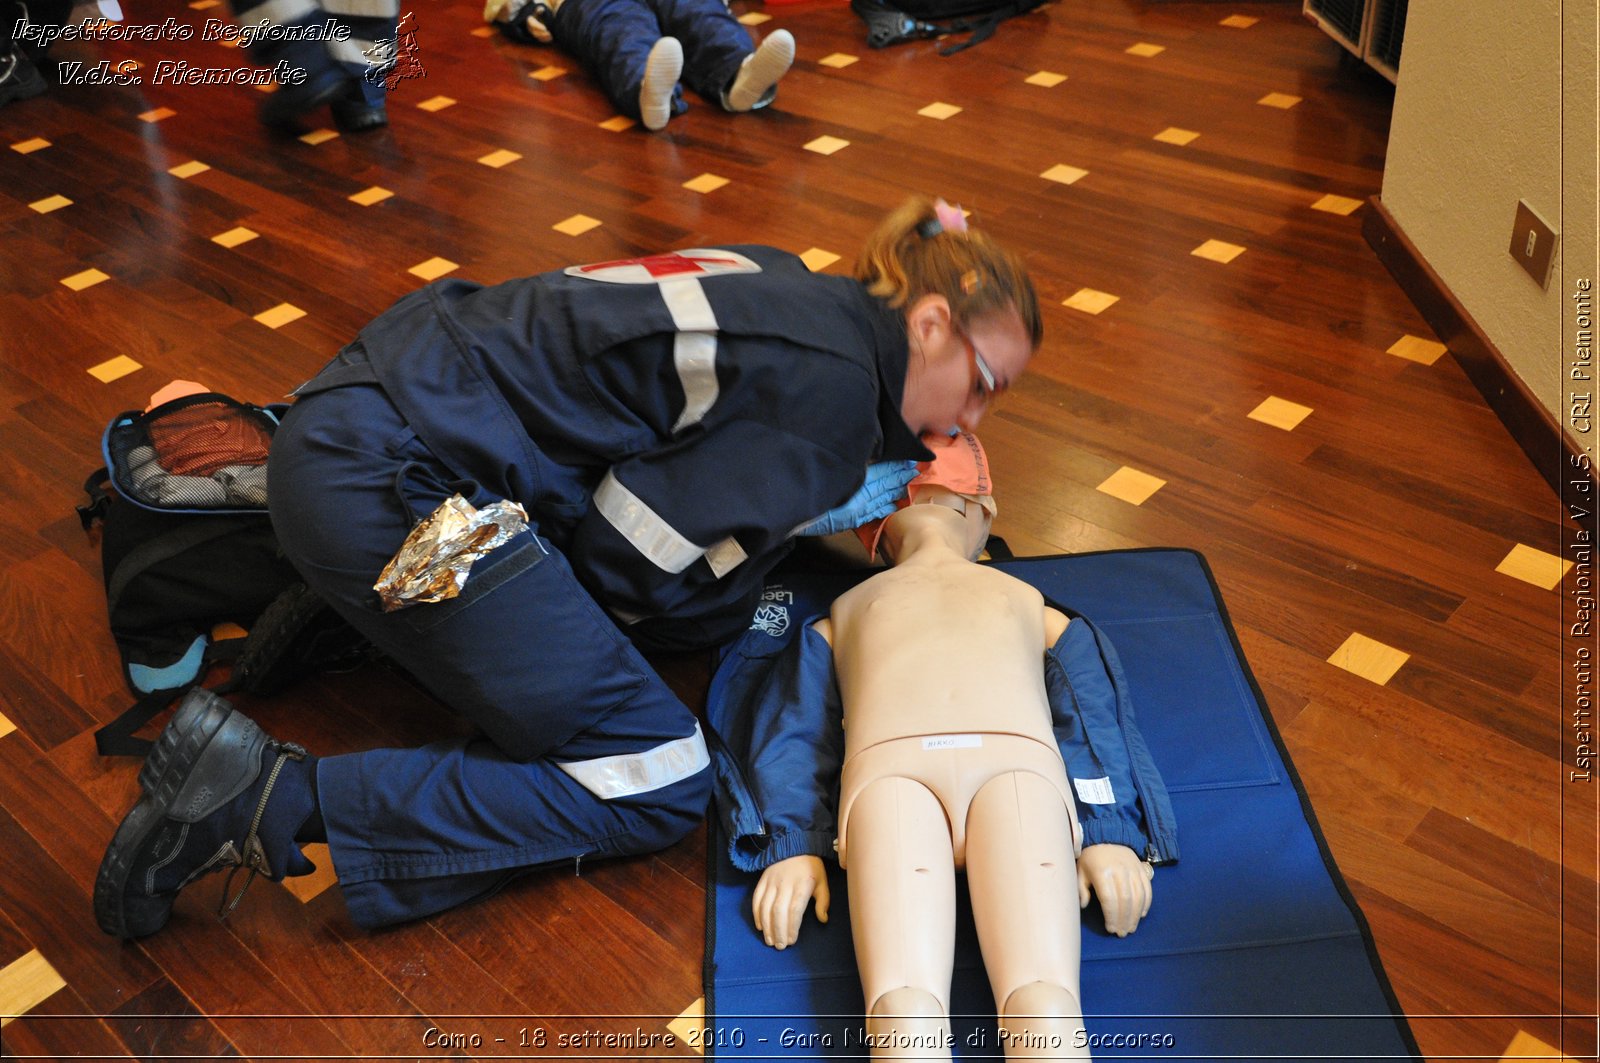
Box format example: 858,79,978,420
753,854,831,949
1077,842,1153,937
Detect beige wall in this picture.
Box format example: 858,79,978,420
1380,0,1597,426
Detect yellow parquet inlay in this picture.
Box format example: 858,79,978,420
1495,543,1574,590
1153,127,1200,146
1041,163,1088,185
530,65,567,81
684,173,730,194
0,950,66,1027
1312,193,1364,215
1247,396,1314,431
800,248,841,271
1192,238,1246,264
416,95,456,111
553,214,602,236
1328,632,1409,686
254,303,306,329
737,11,771,24
280,842,339,902
211,226,259,248
1259,92,1302,109
1220,15,1258,28
1499,1029,1584,1062
599,115,636,131
299,129,339,145
12,137,51,154
139,107,176,122
349,186,394,206
804,135,850,155
0,710,14,740
1126,42,1165,57
819,53,859,68
408,257,459,281
88,355,140,382
1063,288,1119,315
1386,334,1448,364
1097,466,1166,506
667,998,707,1056
1025,70,1066,87
29,194,71,213
918,102,962,120
168,160,211,178
479,149,523,168
62,268,110,291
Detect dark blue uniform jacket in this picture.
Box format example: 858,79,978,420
321,244,932,647
707,600,1181,872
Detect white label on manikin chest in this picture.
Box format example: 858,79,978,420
922,734,983,750
1073,776,1116,805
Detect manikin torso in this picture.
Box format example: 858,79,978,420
827,541,1066,758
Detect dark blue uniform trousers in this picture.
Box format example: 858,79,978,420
552,0,755,120
269,383,711,929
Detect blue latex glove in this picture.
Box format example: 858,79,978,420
792,460,919,537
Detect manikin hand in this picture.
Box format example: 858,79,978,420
1077,843,1154,937
752,855,831,949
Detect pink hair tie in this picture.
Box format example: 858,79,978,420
933,198,968,233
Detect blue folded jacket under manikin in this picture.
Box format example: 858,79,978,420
701,548,1422,1062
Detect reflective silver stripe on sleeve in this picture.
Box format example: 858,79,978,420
704,536,748,578
593,470,704,573
321,0,400,16
248,0,320,24
671,331,717,432
659,277,720,432
556,722,711,799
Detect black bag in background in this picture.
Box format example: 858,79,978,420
79,391,370,756
852,0,1051,53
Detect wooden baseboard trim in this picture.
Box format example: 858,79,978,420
1362,196,1589,507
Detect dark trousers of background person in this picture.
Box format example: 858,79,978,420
226,0,400,124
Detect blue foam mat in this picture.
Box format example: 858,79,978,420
704,549,1423,1061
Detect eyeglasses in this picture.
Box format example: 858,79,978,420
957,327,1001,405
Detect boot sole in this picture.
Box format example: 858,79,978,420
93,691,237,938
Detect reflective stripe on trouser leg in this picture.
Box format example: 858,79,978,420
557,722,711,799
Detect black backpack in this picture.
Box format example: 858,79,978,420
79,391,370,756
852,0,1051,53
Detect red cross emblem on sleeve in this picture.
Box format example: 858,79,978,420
564,249,763,284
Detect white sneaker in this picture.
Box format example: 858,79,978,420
725,28,794,112
639,36,683,131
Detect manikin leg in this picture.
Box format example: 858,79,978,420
847,776,957,1061
965,771,1090,1060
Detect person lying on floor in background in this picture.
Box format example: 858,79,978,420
485,0,794,131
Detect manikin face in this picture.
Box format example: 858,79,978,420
899,296,1033,437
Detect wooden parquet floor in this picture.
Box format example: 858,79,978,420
0,0,1594,1059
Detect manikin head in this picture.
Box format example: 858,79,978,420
858,430,997,564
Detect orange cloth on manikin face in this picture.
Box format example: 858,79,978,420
855,430,997,561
